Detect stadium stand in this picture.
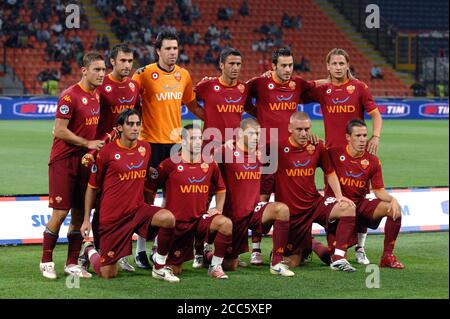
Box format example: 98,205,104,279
0,0,419,96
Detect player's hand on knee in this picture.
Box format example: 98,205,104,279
337,196,355,208
200,76,216,82
388,198,401,221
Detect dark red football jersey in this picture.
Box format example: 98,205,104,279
96,74,140,139
302,79,377,148
147,154,226,222
49,84,100,164
325,146,384,203
274,138,335,216
195,78,248,142
218,143,262,222
88,139,151,224
245,74,315,143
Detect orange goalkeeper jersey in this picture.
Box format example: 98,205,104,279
132,63,196,144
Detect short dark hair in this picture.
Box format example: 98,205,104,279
219,48,241,64
272,47,293,65
346,118,367,135
109,43,134,60
82,51,104,68
182,123,202,140
155,30,179,49
116,108,141,126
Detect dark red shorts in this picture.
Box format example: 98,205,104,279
167,214,219,266
260,173,274,196
48,154,89,210
285,196,337,256
226,202,271,259
98,204,161,266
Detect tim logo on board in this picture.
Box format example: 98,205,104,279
419,103,449,118
13,101,58,118
377,103,410,118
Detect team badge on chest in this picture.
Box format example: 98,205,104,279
306,144,316,155
138,146,146,157
360,159,369,169
346,85,355,94
200,163,209,173
174,71,181,82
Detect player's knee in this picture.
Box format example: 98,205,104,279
222,258,238,271
100,268,117,279
274,202,290,221
158,209,176,228
217,216,232,236
339,205,355,217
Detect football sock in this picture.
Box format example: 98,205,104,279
211,255,224,267
153,252,168,270
356,232,367,251
194,238,204,256
87,248,101,275
156,227,174,258
271,220,289,265
335,216,356,256
66,231,83,266
252,242,261,253
42,229,58,263
312,238,331,265
136,235,147,254
213,232,232,258
383,216,401,256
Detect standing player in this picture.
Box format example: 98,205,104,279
79,109,179,282
302,48,383,265
196,47,248,146
146,125,233,279
244,47,318,264
276,112,357,272
219,118,294,276
132,30,205,268
326,119,404,268
40,52,106,279
193,47,248,267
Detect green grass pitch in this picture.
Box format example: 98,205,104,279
0,232,447,299
0,119,448,195
0,119,448,300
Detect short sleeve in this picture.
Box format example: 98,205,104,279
359,81,377,114
56,92,76,120
182,70,196,104
370,158,384,190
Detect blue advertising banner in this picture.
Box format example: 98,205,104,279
0,96,448,120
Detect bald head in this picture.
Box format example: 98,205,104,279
290,111,310,124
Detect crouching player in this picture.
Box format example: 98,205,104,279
146,124,233,279
326,119,404,268
218,118,294,276
79,109,180,282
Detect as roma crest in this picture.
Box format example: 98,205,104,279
289,81,296,89
238,84,245,93
346,85,355,94
138,146,146,157
306,144,316,155
129,82,135,92
174,71,181,82
200,162,209,173
361,159,369,169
